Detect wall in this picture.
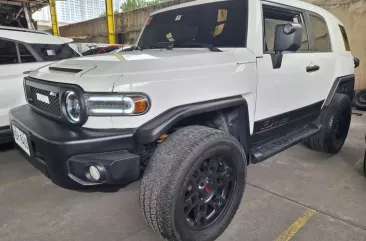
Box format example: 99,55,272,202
59,0,366,89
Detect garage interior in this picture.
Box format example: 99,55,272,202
0,0,48,29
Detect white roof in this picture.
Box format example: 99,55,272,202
0,27,70,45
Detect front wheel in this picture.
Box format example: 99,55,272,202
140,126,247,241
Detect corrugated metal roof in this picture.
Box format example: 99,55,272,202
2,0,50,13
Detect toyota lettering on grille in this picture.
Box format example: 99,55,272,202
36,93,50,104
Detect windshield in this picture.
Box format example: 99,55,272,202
138,0,248,50
31,43,80,61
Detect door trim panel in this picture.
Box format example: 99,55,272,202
251,100,324,146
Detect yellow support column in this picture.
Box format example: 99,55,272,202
49,0,59,36
105,0,116,44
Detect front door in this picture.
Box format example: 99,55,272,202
253,2,335,143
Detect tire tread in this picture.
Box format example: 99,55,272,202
304,94,351,153
140,126,246,241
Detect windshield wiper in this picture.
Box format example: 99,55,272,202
154,42,174,50
133,45,143,50
183,42,222,52
121,45,143,51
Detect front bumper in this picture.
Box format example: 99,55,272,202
9,105,140,189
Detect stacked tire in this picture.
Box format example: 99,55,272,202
353,89,366,111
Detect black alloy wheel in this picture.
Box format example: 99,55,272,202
183,155,236,231
140,126,247,241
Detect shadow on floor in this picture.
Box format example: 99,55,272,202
0,142,14,152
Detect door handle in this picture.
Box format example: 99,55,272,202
306,65,320,72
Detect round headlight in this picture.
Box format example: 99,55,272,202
65,91,81,122
122,97,135,114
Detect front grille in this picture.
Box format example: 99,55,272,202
29,86,61,117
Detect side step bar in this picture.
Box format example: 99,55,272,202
250,124,321,164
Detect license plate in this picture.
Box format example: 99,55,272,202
12,125,31,156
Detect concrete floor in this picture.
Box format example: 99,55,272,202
1,115,366,241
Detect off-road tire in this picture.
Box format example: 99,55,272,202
140,126,247,241
304,94,351,153
353,89,366,111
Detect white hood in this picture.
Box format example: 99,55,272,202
29,48,256,92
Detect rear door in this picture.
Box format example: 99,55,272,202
253,2,335,144
305,12,337,99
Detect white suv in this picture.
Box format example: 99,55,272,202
0,27,80,144
10,0,356,240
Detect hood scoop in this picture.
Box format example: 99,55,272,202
49,66,83,73
47,64,97,76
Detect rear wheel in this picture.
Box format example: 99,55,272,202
304,94,352,153
140,126,247,241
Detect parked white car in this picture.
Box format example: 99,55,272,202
0,26,80,144
10,0,356,240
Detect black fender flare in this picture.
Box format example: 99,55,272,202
324,74,355,107
134,96,251,150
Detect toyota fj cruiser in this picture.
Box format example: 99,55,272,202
10,0,356,240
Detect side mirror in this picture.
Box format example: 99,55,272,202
354,57,360,68
271,23,303,69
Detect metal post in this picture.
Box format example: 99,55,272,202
49,0,59,36
23,3,35,30
105,0,115,44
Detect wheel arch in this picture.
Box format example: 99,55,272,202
134,96,251,151
324,74,355,107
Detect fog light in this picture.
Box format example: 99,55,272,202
89,166,101,181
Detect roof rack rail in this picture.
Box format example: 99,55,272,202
0,26,51,35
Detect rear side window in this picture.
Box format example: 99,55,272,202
263,6,309,52
18,43,37,63
309,15,331,52
339,25,351,51
0,39,19,65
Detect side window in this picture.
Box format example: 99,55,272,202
18,44,37,63
309,15,331,52
339,25,350,51
0,39,19,65
263,7,309,52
